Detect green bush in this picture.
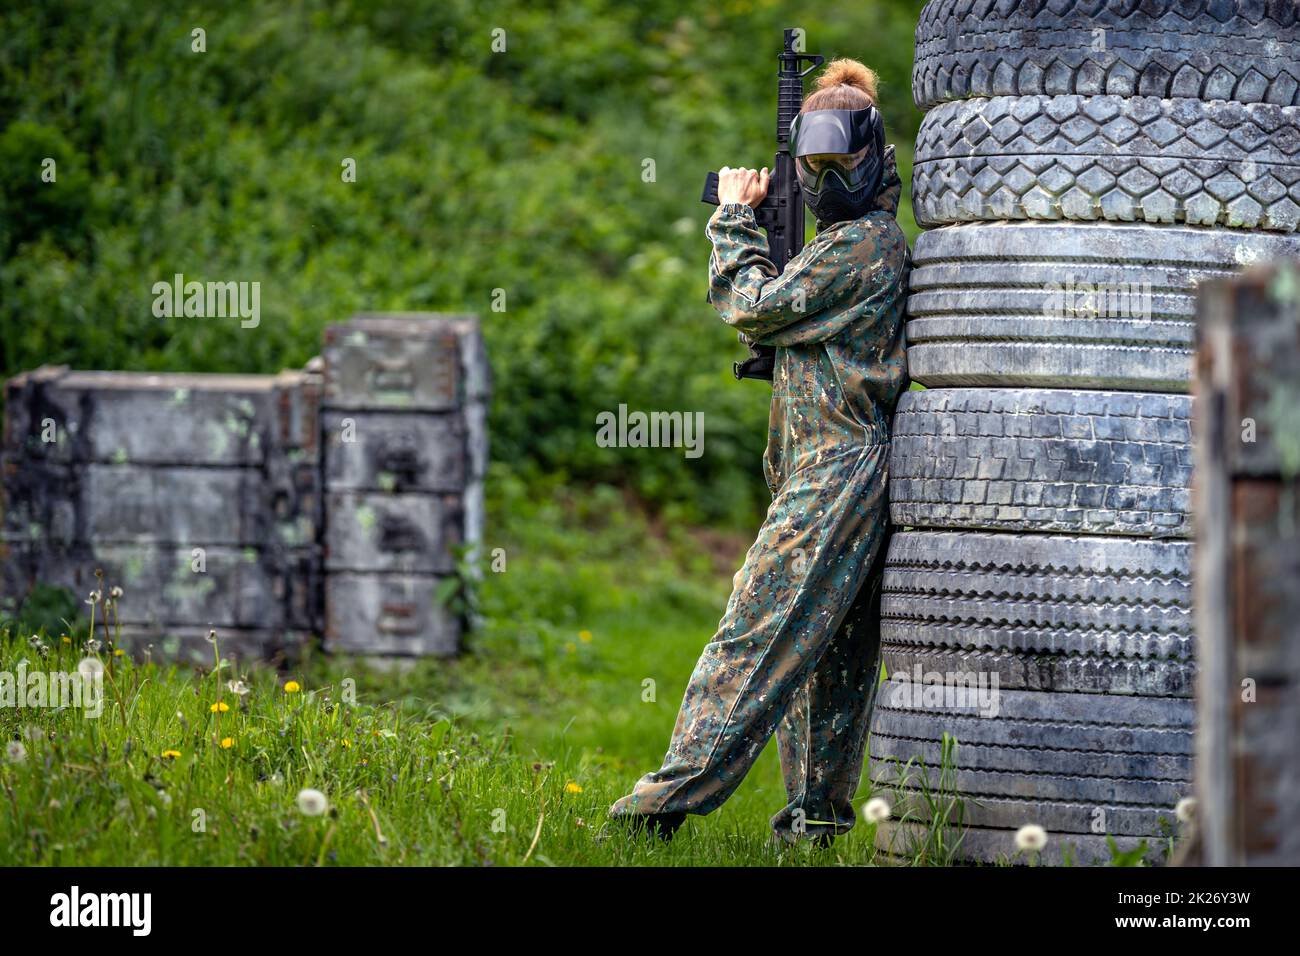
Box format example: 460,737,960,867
0,0,920,527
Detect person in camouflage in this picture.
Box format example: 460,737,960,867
610,59,910,847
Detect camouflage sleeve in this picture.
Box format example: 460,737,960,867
706,203,902,345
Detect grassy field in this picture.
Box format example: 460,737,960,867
0,470,976,867
0,469,1172,867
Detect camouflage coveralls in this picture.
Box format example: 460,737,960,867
610,146,910,841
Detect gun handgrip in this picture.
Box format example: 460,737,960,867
701,171,720,205
703,170,783,214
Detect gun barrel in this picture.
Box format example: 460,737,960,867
701,28,822,383
776,74,802,145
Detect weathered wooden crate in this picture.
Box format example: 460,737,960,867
322,411,468,492
5,542,264,626
4,463,269,545
1,365,325,646
2,366,322,544
2,314,486,659
320,314,488,657
1194,262,1300,866
324,573,461,657
324,492,463,574
4,369,275,465
322,313,489,411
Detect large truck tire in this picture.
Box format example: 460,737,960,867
912,95,1300,232
905,221,1300,391
889,388,1193,538
913,0,1300,111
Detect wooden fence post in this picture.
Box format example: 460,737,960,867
1194,262,1300,866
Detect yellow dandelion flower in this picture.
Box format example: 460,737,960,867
284,681,301,694
113,648,125,657
210,701,230,713
61,636,72,645
564,781,583,794
161,749,181,760
220,737,234,749
578,629,593,643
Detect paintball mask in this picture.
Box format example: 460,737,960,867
789,105,886,224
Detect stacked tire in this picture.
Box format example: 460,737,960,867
870,0,1300,864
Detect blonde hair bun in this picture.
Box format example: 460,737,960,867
815,58,879,105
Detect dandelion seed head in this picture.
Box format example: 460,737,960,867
862,796,891,823
296,788,329,816
1015,823,1048,852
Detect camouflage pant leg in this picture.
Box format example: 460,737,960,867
770,521,892,842
609,443,889,819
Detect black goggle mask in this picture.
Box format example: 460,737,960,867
789,106,886,221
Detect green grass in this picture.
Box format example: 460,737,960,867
0,471,967,866
0,469,1167,867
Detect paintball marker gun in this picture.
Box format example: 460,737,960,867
702,28,823,382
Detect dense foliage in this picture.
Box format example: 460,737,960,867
0,0,921,527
